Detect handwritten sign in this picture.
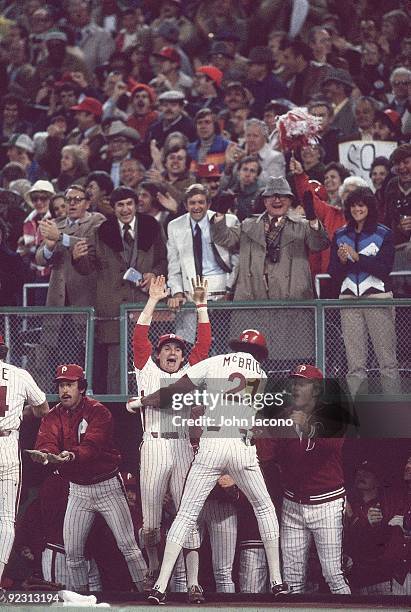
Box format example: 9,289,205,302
338,140,397,187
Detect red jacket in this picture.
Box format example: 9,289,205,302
257,436,346,504
35,397,121,485
294,172,345,276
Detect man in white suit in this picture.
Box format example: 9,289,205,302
167,183,239,342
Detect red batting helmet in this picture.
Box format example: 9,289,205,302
55,363,85,381
156,333,187,352
290,364,323,380
229,329,268,360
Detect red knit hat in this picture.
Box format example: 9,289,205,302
196,66,223,88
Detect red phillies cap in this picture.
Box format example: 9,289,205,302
121,472,137,488
196,66,223,88
196,163,222,178
55,364,85,381
156,333,186,351
70,97,103,119
290,364,323,380
153,46,180,64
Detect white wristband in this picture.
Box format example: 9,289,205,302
126,397,142,413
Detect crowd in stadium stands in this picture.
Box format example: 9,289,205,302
0,0,410,596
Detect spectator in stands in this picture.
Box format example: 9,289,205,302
187,108,229,175
136,181,177,232
5,134,41,184
299,144,326,183
0,94,31,147
321,69,358,138
356,41,389,99
36,182,105,309
84,171,114,217
349,96,378,141
211,176,329,301
218,81,250,135
345,460,397,594
147,90,196,150
372,109,402,142
307,99,341,164
125,44,153,84
243,118,285,183
0,162,26,190
127,84,158,141
189,65,224,115
328,187,400,397
208,41,236,83
308,26,332,65
146,144,195,207
196,163,222,201
150,47,192,98
150,0,196,54
65,0,115,72
214,28,248,81
323,162,351,207
49,193,67,220
386,67,411,117
151,18,193,78
115,7,147,53
245,46,288,118
98,121,140,188
53,144,89,192
67,97,104,171
120,159,145,191
33,30,91,93
369,157,392,222
220,154,264,221
72,186,167,393
0,216,27,306
279,37,331,106
338,176,369,205
18,180,55,301
167,183,239,327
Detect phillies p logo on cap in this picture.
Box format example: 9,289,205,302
55,364,85,380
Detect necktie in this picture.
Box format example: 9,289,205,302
193,223,203,277
123,223,133,246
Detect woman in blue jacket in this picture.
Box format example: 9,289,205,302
328,187,400,398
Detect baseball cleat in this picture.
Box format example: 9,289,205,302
147,588,166,605
143,570,159,592
188,584,205,604
271,582,289,596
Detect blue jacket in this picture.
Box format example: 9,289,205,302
328,223,394,297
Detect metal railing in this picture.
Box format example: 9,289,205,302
0,307,95,395
121,299,411,398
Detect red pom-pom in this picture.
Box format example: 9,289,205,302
277,108,322,153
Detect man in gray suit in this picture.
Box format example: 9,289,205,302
34,184,105,388
167,183,239,342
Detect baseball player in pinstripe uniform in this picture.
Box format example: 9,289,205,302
0,335,49,603
27,363,148,593
136,329,287,604
127,274,211,602
258,364,351,595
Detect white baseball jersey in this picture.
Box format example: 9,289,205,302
0,361,46,432
182,352,267,436
135,357,192,434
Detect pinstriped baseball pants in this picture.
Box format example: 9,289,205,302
166,438,279,547
63,476,147,589
281,497,350,594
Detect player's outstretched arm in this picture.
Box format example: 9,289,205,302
137,275,168,324
133,275,169,369
189,276,212,364
31,400,50,418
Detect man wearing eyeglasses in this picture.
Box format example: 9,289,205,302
36,184,105,308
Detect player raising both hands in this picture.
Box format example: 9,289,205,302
127,275,211,603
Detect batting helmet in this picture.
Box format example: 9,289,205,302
156,333,187,352
228,329,268,360
308,180,327,202
289,364,323,380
